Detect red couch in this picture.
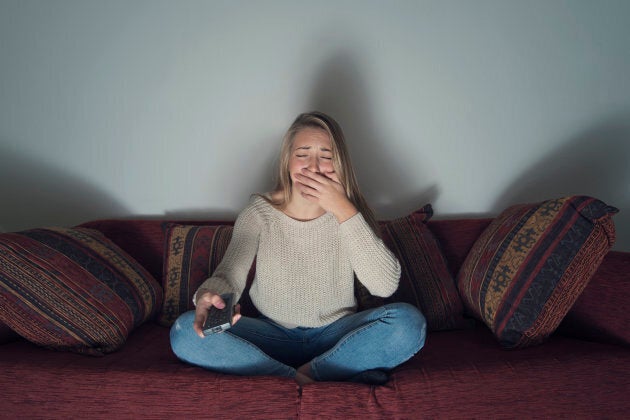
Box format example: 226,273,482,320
1,217,629,418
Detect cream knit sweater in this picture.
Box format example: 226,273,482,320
195,195,401,328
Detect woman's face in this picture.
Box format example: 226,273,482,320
288,128,335,187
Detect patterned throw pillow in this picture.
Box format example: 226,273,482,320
457,196,617,348
159,224,257,326
379,204,471,331
0,227,163,355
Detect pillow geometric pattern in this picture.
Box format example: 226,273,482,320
0,227,163,355
457,196,617,348
159,223,237,326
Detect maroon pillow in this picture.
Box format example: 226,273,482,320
457,196,617,348
379,205,471,331
0,227,163,355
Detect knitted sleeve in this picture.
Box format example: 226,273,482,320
194,201,261,305
339,212,401,297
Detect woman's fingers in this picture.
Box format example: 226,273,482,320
232,304,242,325
296,169,339,193
193,307,207,338
193,292,227,338
294,172,320,189
299,168,333,184
324,171,340,183
294,173,322,198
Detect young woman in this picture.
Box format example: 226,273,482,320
170,111,426,386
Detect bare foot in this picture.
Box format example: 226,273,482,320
294,371,315,387
295,362,315,387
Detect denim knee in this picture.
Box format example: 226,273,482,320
384,302,427,354
170,310,196,358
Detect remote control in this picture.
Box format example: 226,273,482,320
202,293,235,336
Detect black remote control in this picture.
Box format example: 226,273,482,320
202,293,235,336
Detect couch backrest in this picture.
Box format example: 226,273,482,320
79,218,493,282
426,218,492,276
77,217,630,347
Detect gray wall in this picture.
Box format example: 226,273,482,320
1,0,629,250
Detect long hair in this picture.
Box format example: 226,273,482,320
265,111,379,234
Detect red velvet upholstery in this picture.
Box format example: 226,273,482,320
300,328,630,418
1,323,299,418
427,218,492,275
1,217,628,418
558,251,630,346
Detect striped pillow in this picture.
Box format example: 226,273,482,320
457,196,617,348
0,227,163,355
380,205,471,331
159,224,258,326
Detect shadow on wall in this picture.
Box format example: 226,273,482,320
0,144,129,232
493,117,630,251
306,51,439,220
163,133,279,221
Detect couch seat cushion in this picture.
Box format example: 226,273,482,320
0,323,299,418
299,327,630,418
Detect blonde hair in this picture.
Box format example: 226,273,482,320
265,111,379,233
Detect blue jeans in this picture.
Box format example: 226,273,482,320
170,302,426,382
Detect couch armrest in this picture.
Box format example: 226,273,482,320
558,251,630,346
